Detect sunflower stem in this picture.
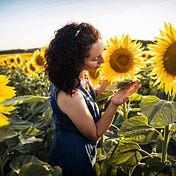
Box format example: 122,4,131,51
122,102,128,120
0,158,4,176
161,95,174,163
161,125,170,163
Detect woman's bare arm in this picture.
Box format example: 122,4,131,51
57,80,141,141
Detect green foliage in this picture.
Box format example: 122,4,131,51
1,59,176,176
140,95,176,127
0,95,49,106
118,116,162,144
9,155,62,176
95,83,176,175
0,66,58,176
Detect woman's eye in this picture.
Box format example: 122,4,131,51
93,56,99,61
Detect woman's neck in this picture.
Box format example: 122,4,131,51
79,71,86,80
80,71,89,91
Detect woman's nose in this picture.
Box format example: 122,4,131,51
99,55,104,63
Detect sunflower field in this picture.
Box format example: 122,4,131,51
0,22,176,176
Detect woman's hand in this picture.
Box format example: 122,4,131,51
95,79,110,96
111,79,141,106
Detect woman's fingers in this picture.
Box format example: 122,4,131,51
113,79,141,105
127,80,141,94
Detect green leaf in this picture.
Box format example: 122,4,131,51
140,95,176,127
119,116,162,144
129,93,142,102
33,118,53,130
95,163,101,176
95,91,113,102
18,126,44,144
106,139,141,166
0,126,17,142
19,136,43,145
9,155,42,174
105,84,118,91
101,161,108,176
6,136,31,153
170,123,176,140
9,116,32,130
100,161,117,176
117,80,134,89
96,148,106,162
0,95,49,106
52,166,62,176
20,125,44,137
103,138,119,153
19,163,52,176
142,157,172,175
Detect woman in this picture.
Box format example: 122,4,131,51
45,22,141,176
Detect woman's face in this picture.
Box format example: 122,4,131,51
83,40,104,70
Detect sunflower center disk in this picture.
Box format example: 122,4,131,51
163,43,176,76
36,56,45,66
110,49,132,73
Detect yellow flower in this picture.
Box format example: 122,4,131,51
40,45,48,58
0,75,16,102
7,56,16,65
0,75,16,127
0,106,15,127
0,57,7,66
147,23,176,96
141,50,152,61
8,63,17,70
32,49,46,71
22,66,30,75
15,54,23,67
0,113,10,127
101,34,146,83
86,69,102,88
26,61,38,75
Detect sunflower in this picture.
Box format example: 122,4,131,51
40,45,48,58
7,56,16,65
0,106,16,127
15,54,23,67
147,23,176,96
22,66,30,75
32,49,46,71
0,75,16,127
86,68,102,88
101,34,146,83
0,57,7,66
8,63,17,70
141,50,152,61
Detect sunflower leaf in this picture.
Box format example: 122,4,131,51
0,126,17,142
0,95,49,106
118,115,162,144
95,91,113,102
140,95,176,127
106,139,141,166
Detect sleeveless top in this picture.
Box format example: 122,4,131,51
48,82,100,176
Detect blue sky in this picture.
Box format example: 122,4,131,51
0,0,176,50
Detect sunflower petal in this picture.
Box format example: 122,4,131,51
0,113,9,127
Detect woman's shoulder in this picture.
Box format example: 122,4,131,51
57,89,84,104
57,89,87,115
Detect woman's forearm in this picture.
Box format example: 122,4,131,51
95,101,118,140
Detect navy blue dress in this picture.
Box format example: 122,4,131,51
47,82,100,176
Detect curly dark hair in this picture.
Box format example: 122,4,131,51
45,22,102,95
